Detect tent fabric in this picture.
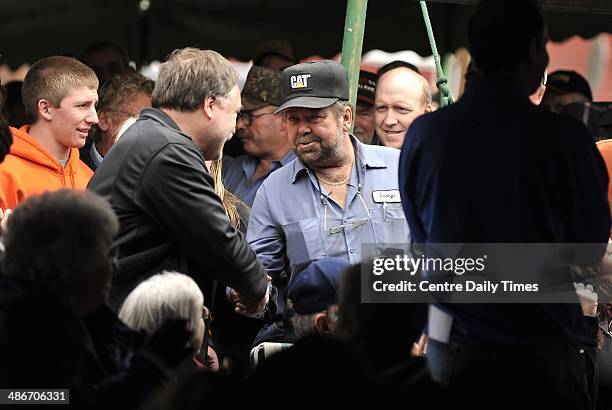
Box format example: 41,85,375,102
0,0,610,68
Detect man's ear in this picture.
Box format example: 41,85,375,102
37,99,53,121
97,111,110,132
424,103,433,114
314,312,332,335
342,105,353,132
202,96,216,120
278,111,287,132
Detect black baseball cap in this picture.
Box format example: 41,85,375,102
547,70,593,101
274,60,350,113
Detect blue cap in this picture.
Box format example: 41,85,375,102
287,258,351,314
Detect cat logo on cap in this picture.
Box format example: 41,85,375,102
290,74,312,91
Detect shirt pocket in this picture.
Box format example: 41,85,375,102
369,204,410,246
281,217,325,269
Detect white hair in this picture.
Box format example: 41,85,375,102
118,271,204,337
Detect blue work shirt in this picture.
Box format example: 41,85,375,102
223,151,296,207
247,135,410,282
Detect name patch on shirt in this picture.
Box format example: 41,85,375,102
372,190,401,203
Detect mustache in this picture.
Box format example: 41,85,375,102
295,135,322,146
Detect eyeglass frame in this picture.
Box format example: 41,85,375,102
311,147,373,235
237,110,275,126
321,188,372,234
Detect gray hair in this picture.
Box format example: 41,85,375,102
330,100,352,121
152,48,239,111
119,271,204,337
289,313,319,339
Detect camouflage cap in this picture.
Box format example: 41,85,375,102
241,66,283,111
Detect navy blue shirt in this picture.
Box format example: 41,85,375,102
399,74,610,346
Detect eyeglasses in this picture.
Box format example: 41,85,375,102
323,187,372,235
237,110,275,125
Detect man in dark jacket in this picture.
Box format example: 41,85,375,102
399,0,609,408
88,48,270,317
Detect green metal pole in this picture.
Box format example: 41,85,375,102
420,1,453,106
340,0,368,130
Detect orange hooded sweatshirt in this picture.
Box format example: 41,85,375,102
0,126,93,210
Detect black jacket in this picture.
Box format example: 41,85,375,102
88,108,268,310
0,279,170,410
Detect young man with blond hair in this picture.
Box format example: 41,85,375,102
0,56,98,210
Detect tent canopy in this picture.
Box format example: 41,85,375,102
0,0,610,68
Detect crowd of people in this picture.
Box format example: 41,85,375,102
0,0,611,408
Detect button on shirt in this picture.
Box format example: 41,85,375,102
247,135,410,282
223,151,297,207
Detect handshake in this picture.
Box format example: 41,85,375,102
574,282,598,317
229,275,272,319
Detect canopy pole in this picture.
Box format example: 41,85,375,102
341,0,368,130
420,1,453,107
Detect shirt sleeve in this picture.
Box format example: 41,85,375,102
247,182,288,283
0,169,21,211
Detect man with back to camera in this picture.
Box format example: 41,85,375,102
89,48,270,319
0,56,98,211
398,0,609,407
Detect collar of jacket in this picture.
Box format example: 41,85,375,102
139,108,182,132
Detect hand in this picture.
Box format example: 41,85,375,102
231,276,271,319
411,334,427,357
574,282,598,317
0,208,12,234
203,346,219,371
143,318,193,368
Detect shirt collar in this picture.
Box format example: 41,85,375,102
91,142,103,167
242,150,297,180
140,108,182,132
290,134,387,184
278,150,297,166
